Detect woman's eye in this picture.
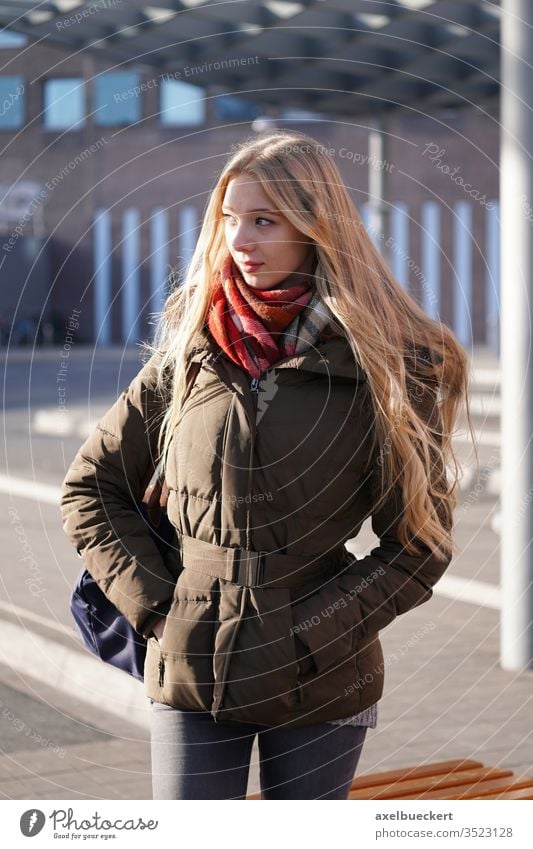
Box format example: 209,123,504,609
222,214,273,226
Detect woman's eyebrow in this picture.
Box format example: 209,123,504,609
221,206,280,214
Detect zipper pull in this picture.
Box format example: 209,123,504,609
250,377,260,394
158,657,165,688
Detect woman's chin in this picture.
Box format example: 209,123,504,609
242,271,278,289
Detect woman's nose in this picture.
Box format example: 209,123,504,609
229,222,256,252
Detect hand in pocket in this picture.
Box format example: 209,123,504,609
294,632,316,677
151,615,167,643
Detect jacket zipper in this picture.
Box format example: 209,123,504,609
250,367,272,400
246,370,268,549
158,657,165,688
252,368,305,708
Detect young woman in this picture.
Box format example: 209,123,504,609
61,129,472,800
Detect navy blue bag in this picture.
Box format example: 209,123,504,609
69,360,199,681
70,491,177,682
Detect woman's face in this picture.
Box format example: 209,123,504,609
222,174,316,290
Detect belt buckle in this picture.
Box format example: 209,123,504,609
238,549,266,587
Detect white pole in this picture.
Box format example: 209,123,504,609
500,0,533,669
453,200,473,348
390,202,409,289
421,201,440,320
93,208,111,346
122,208,140,345
367,117,390,259
179,205,197,273
486,200,500,356
361,202,379,249
149,207,169,335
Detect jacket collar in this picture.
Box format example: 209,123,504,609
185,324,367,383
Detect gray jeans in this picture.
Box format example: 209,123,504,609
150,699,368,800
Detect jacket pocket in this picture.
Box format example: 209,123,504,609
352,633,385,710
147,643,215,712
290,589,356,675
282,590,362,723
144,570,219,711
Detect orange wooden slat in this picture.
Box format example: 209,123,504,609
412,776,533,800
348,767,513,800
246,758,533,801
472,786,533,800
469,777,533,798
348,759,484,790
247,760,484,800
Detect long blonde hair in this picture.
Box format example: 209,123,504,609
143,129,476,563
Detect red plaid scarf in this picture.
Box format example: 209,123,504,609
207,255,332,379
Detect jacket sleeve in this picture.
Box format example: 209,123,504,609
60,351,177,638
291,371,453,672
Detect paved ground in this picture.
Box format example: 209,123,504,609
1,343,528,800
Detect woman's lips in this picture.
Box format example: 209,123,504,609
242,261,264,271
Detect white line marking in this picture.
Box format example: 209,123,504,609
0,474,60,505
0,619,149,729
434,575,501,610
0,600,73,638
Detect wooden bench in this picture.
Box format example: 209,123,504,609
247,759,533,799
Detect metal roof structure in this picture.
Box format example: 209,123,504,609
0,0,500,117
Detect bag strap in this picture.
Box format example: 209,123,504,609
141,359,202,526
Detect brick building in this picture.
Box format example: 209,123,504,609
0,31,499,348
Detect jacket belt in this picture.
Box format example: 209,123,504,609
178,533,345,589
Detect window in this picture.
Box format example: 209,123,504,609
0,30,28,48
160,79,205,126
93,71,141,126
214,95,261,122
44,78,85,130
0,76,25,130
280,108,323,120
